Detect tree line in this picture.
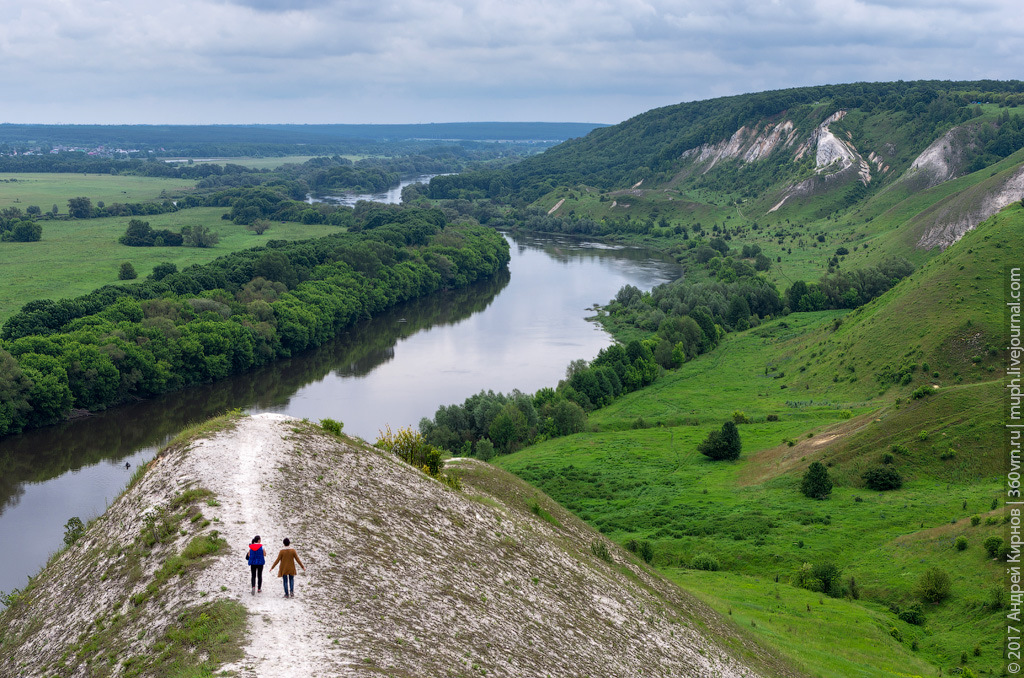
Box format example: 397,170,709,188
0,209,510,438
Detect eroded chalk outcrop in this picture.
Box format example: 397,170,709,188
0,414,794,678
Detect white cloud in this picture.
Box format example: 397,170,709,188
0,0,1019,123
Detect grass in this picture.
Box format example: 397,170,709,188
0,173,196,210
492,209,1016,676
0,207,341,323
674,570,937,678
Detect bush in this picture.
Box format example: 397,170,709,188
863,466,903,491
910,385,934,399
319,418,343,436
11,221,42,242
970,515,980,526
590,540,613,563
898,602,925,625
63,516,85,546
698,421,742,460
812,560,842,596
119,262,137,280
916,567,952,604
690,553,721,571
955,536,968,551
801,461,833,499
984,535,1004,558
625,538,654,564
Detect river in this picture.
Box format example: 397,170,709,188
305,174,438,207
0,231,680,599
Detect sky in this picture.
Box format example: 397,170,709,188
1,0,1022,126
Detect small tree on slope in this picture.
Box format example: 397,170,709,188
698,421,742,461
801,461,833,499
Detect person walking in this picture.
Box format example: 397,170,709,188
270,537,305,598
246,535,266,595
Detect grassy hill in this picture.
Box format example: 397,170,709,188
492,206,1017,676
0,413,801,677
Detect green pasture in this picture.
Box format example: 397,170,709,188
0,173,196,210
495,225,1010,675
0,207,340,323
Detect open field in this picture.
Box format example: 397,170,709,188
0,173,196,210
161,155,339,169
498,308,1005,675
0,207,340,323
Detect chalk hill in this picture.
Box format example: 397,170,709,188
0,413,798,677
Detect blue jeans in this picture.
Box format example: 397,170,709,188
283,574,294,594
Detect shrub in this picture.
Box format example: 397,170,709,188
898,602,925,625
812,560,842,596
970,515,980,526
910,385,934,399
698,421,741,460
690,553,721,571
319,418,343,436
63,516,85,546
625,538,654,564
801,461,833,500
863,466,902,491
766,414,779,422
984,535,1004,558
916,567,952,604
891,443,910,455
590,540,613,563
955,536,968,551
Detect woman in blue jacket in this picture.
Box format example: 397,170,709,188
246,535,266,594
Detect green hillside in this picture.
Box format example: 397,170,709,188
486,206,1017,677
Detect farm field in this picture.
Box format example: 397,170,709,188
161,155,336,169
0,207,340,323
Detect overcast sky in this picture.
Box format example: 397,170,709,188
1,0,1021,125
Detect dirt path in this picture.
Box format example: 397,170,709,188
188,413,338,677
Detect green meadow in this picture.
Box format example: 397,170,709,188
0,173,196,210
494,208,1018,676
0,207,340,323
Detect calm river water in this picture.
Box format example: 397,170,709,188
0,232,680,598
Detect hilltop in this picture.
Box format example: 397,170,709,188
0,413,799,677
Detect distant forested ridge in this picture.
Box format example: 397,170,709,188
0,122,604,158
427,80,1024,204
0,207,510,437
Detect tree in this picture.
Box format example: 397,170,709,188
11,221,42,242
183,224,220,248
67,197,93,219
119,219,154,246
248,219,272,235
149,261,178,281
698,421,742,460
801,461,833,499
118,262,137,280
916,567,952,604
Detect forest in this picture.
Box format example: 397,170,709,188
0,207,509,437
